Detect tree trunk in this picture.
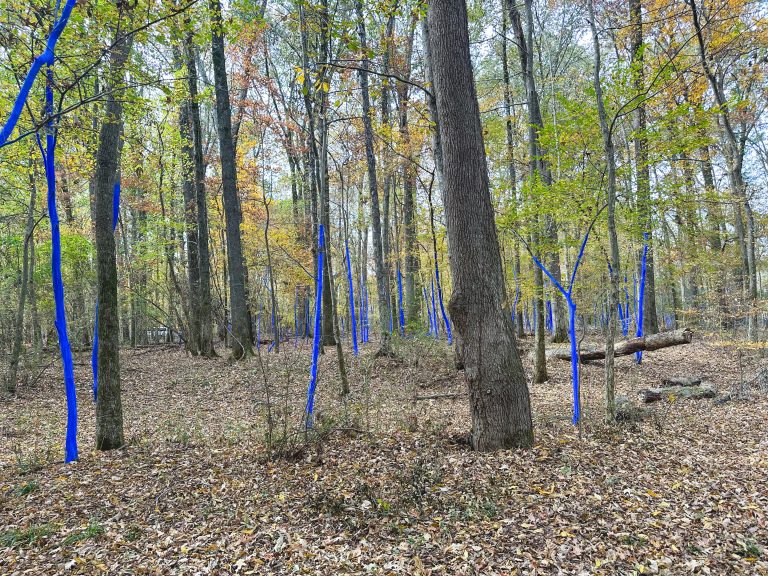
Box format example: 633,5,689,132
209,0,252,358
688,0,757,340
6,162,36,395
428,0,533,450
507,0,567,344
356,0,391,352
501,6,524,339
183,32,215,357
399,15,419,325
629,0,659,336
177,53,201,356
94,28,132,451
589,0,620,421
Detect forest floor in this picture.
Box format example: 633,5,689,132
1,332,767,575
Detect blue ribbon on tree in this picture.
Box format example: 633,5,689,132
397,266,405,336
435,263,452,344
345,241,358,356
92,180,120,402
636,233,650,363
305,225,325,429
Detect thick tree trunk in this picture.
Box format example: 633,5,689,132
428,0,533,450
629,0,659,336
553,328,693,361
94,29,132,451
210,0,252,358
178,66,201,356
183,33,215,357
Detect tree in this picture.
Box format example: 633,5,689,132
629,0,659,335
184,28,215,357
210,0,252,359
355,0,392,355
94,25,132,451
506,0,568,346
427,0,533,450
687,0,758,340
589,0,620,421
5,155,36,396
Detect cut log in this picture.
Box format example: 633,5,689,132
661,376,701,387
552,328,693,362
638,383,717,403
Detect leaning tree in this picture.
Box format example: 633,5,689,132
427,0,533,450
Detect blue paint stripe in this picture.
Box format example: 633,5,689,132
305,225,325,428
345,242,358,356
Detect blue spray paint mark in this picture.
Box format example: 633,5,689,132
529,224,593,425
294,287,298,347
2,0,79,462
435,263,452,344
0,0,77,149
305,225,325,428
636,233,649,364
423,286,432,335
397,267,405,336
36,68,78,463
430,278,438,339
344,242,358,355
546,299,553,334
93,179,120,402
268,297,276,352
256,311,262,350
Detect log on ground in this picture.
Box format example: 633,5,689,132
552,328,693,362
638,383,717,403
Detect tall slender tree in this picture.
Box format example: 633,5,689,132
629,0,659,335
356,0,391,354
209,0,252,358
94,26,132,450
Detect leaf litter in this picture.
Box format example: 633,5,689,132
0,334,766,575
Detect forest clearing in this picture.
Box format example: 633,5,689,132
1,336,767,574
1,0,767,573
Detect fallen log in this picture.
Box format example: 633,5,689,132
638,383,716,403
552,328,693,362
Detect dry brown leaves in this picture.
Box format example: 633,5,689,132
0,335,766,575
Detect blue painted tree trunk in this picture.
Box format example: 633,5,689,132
636,234,649,363
345,242,358,356
305,225,325,428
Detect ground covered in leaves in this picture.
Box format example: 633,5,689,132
1,333,767,575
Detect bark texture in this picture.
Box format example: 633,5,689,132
428,0,533,450
94,29,132,451
210,0,252,358
629,0,659,335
